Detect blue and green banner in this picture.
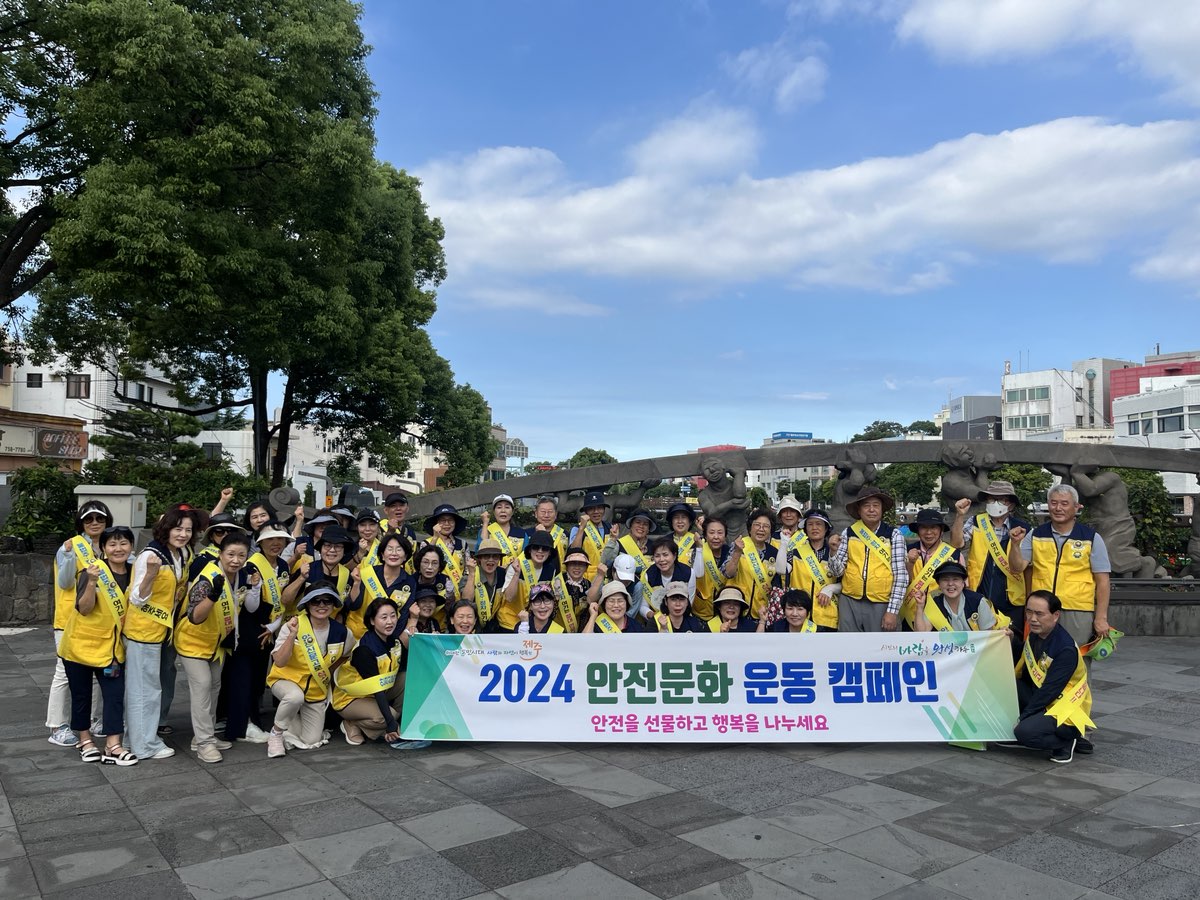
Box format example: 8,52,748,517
400,632,1019,743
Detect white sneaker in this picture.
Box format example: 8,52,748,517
190,738,233,751
148,746,176,760
196,744,223,763
48,724,79,747
238,723,269,744
90,721,106,738
267,729,286,758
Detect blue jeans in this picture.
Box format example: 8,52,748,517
123,638,170,757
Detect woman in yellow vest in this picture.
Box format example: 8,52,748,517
447,599,479,634
175,533,259,763
500,531,559,631
344,532,415,640
653,581,719,633
305,524,357,601
603,509,653,579
692,517,731,621
464,539,506,632
353,508,383,568
423,503,470,587
902,508,964,629
569,490,611,580
125,504,205,761
712,586,758,632
723,509,785,620
666,502,699,566
775,509,841,631
266,582,354,758
517,583,566,634
411,544,458,623
332,596,402,746
60,525,138,766
49,499,112,747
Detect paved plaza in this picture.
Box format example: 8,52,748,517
1,628,1199,899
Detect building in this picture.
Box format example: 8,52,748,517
1000,356,1133,441
942,395,1001,441
1109,349,1200,407
751,432,834,501
1113,376,1200,500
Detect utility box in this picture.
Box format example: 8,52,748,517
74,485,148,529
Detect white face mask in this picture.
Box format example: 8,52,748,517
985,500,1010,518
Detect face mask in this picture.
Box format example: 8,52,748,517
985,500,1009,518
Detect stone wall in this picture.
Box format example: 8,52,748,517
0,553,54,626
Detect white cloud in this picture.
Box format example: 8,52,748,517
722,40,829,112
462,286,608,317
418,112,1200,293
883,377,899,391
782,391,832,400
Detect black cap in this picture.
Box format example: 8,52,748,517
581,490,609,510
383,491,409,505
934,561,968,581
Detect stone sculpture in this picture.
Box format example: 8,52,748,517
1062,464,1162,578
697,457,750,544
940,443,982,513
829,447,876,534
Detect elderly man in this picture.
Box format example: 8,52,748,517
1010,484,1112,651
954,479,1031,637
1007,590,1094,763
532,496,568,562
828,486,908,632
382,492,417,544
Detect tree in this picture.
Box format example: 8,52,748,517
817,478,837,507
851,420,904,442
775,480,791,499
1105,468,1184,557
876,462,942,507
790,480,812,503
524,460,554,475
325,454,362,487
907,419,941,436
645,482,682,499
564,448,618,469
22,2,494,488
3,460,80,541
988,463,1052,519
748,486,771,510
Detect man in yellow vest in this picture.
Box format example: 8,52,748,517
953,479,1030,639
1010,484,1112,655
828,486,908,632
1009,590,1094,763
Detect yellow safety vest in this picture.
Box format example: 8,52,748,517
124,549,183,644
59,560,127,668
694,543,726,621
789,538,837,629
579,521,606,581
734,542,774,619
1030,523,1096,612
53,535,97,631
902,541,958,628
332,642,398,711
966,515,1027,608
487,522,525,567
267,615,349,702
1016,636,1095,734
173,562,239,662
843,522,895,603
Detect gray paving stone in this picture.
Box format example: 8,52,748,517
490,784,608,827
928,750,1032,785
808,745,954,779
401,802,525,851
757,845,914,900
1147,835,1200,876
895,791,1079,853
1094,794,1200,835
990,832,1141,889
110,767,223,807
0,857,39,899
495,860,658,899
620,791,741,835
673,869,815,899
1128,776,1200,810
8,782,123,824
875,768,984,804
762,796,885,842
405,746,501,776
271,797,386,842
1091,743,1194,776
235,772,348,813
579,744,698,770
206,755,314,789
691,780,812,815
0,825,24,862
293,822,429,877
876,884,967,900
333,853,484,900
442,828,584,890
449,765,558,803
0,762,107,798
150,814,288,868
28,834,171,893
1047,761,1163,794
1046,811,1187,860
176,844,325,898
531,807,664,859
1100,861,1200,900
253,883,350,900
358,778,473,820
478,742,569,764
1006,772,1129,809
18,808,146,854
679,814,820,867
927,853,1089,900
597,836,748,899
819,783,943,822
127,788,253,833
47,869,194,899
833,824,976,879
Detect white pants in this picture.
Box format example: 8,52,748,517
123,638,170,757
46,630,101,728
180,656,223,747
271,680,328,746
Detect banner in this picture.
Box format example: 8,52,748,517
400,632,1019,744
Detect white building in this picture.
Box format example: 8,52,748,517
752,432,834,502
1113,377,1200,498
1001,357,1134,441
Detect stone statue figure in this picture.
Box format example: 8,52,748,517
1188,477,1200,578
697,457,750,544
1061,464,1161,578
940,444,982,514
267,486,303,520
552,479,662,524
830,447,876,534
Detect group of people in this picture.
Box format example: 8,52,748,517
48,477,1111,766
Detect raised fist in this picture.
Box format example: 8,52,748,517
955,498,973,514
1008,526,1027,543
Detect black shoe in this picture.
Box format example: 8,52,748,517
1075,737,1094,755
1050,739,1076,764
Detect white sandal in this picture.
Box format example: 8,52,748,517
101,745,139,767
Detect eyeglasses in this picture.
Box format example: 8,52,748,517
529,596,554,605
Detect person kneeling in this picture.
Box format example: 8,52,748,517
758,590,817,634
1008,590,1095,764
913,562,1012,636
332,597,402,747
266,583,354,758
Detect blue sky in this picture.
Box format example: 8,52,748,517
358,0,1200,463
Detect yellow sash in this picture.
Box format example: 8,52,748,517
93,559,128,625
432,536,463,585
595,612,622,634
361,565,388,603
619,535,650,573
702,542,726,591
249,553,284,620
546,524,567,555
675,532,696,565
519,557,542,590
583,521,605,556
474,573,496,624
363,539,380,567
202,560,238,643
550,574,578,633
977,514,1016,579
742,542,772,595
1018,639,1095,733
923,595,1012,633
903,542,956,627
488,522,522,563
850,521,892,566
793,538,830,592
297,613,332,692
799,617,817,633
290,551,313,576
70,534,98,570
336,667,396,698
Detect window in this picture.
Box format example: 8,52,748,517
1129,420,1140,435
1005,415,1051,430
1076,416,1084,427
1005,386,1050,403
1032,386,1050,400
1159,415,1184,433
1158,406,1183,415
202,442,222,461
1075,388,1084,402
406,471,415,479
1142,419,1154,434
146,386,154,404
1189,413,1200,429
1006,389,1024,403
25,373,42,388
65,373,91,399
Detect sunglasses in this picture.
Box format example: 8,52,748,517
308,598,335,607
82,514,108,524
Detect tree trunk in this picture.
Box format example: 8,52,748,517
269,375,296,487
250,365,270,477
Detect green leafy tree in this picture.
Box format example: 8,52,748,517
564,448,618,469
851,420,904,442
988,463,1053,519
645,482,682,499
302,483,316,508
907,419,941,436
1105,468,1184,557
325,454,362,487
748,486,771,510
3,460,80,540
790,480,812,503
524,460,554,475
877,462,942,507
775,480,791,499
817,477,837,506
